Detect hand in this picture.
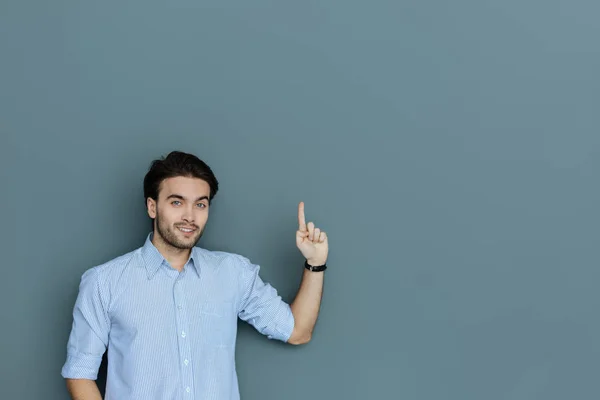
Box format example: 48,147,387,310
296,201,328,266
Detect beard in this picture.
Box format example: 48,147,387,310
155,210,204,250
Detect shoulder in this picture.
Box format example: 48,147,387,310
75,248,144,310
79,248,142,286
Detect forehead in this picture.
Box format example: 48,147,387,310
158,176,210,197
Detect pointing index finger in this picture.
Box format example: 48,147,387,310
298,201,307,231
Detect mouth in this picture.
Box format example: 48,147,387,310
177,226,197,236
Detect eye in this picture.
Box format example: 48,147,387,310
171,201,181,206
196,203,207,208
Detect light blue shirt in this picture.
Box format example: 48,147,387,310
61,233,295,400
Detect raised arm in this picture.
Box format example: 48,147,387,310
287,201,329,345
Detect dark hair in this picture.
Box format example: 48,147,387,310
143,151,219,203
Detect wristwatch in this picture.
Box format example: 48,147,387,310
304,259,327,272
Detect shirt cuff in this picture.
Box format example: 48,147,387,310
266,302,295,342
61,352,103,380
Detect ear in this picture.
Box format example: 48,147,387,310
147,197,157,219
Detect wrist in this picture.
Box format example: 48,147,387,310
306,258,326,267
304,259,327,272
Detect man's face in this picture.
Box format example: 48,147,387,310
147,176,211,250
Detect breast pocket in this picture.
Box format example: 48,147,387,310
198,301,236,347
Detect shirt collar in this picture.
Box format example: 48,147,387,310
140,232,201,279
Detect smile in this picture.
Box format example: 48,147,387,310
178,227,196,233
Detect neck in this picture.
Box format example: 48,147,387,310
151,232,191,272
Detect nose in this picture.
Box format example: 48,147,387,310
181,205,195,223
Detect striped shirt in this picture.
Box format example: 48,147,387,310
61,232,295,400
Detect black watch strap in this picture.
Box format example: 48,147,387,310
304,260,327,272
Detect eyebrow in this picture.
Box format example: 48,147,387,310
165,194,209,202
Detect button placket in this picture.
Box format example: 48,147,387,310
174,273,194,396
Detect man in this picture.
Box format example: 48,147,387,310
61,151,328,400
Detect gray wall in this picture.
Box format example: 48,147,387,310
1,1,599,399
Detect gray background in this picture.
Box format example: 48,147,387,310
1,0,599,399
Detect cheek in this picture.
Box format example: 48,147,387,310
195,210,209,224
158,207,179,223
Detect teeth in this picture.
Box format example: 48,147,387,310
179,228,194,232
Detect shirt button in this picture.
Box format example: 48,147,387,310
186,387,191,393
181,331,186,338
184,359,189,366
177,305,183,310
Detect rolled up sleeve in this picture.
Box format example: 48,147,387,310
61,267,110,379
237,259,295,342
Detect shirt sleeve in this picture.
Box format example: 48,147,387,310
61,267,110,380
237,258,295,342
